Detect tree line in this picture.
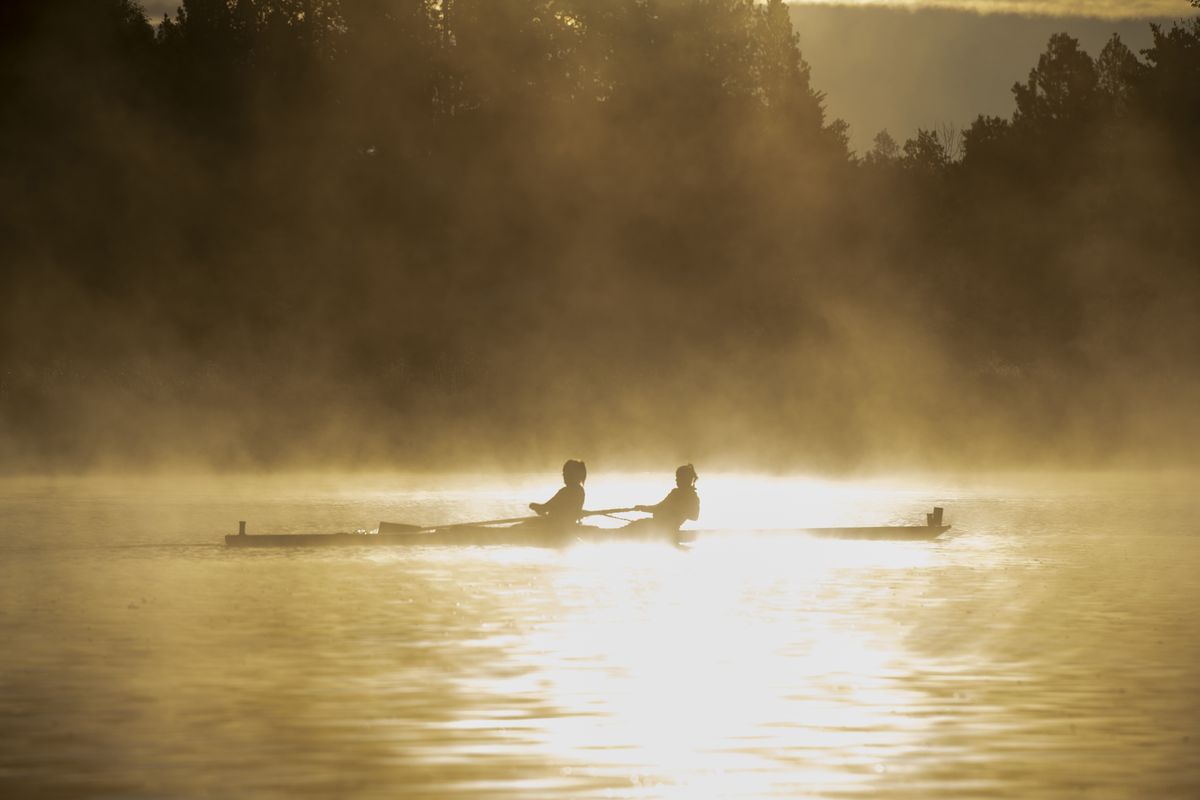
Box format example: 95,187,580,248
1,0,1197,470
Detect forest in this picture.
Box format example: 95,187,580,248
1,0,1198,471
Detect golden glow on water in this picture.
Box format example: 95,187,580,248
445,531,941,796
3,473,1199,797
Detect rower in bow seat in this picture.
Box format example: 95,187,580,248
628,464,700,533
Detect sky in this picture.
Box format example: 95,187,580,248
790,0,1191,17
788,4,1186,151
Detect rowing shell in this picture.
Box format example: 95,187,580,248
224,509,950,548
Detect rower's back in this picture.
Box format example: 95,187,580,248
528,459,587,525
540,482,585,522
643,464,700,532
652,485,700,531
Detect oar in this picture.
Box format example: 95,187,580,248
582,506,641,519
378,515,538,535
379,507,643,535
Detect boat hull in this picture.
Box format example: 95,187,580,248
746,525,951,542
224,523,950,548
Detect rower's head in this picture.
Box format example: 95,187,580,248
562,459,587,486
675,463,697,489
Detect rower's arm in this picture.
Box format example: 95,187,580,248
635,492,672,514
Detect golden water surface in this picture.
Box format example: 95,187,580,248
1,473,1197,798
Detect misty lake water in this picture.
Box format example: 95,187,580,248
1,472,1197,798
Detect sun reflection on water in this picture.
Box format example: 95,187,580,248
447,525,940,796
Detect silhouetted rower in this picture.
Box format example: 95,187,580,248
529,459,586,524
631,464,700,532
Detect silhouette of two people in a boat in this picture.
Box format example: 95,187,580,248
528,460,700,533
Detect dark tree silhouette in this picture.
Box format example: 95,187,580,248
2,1,1198,470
